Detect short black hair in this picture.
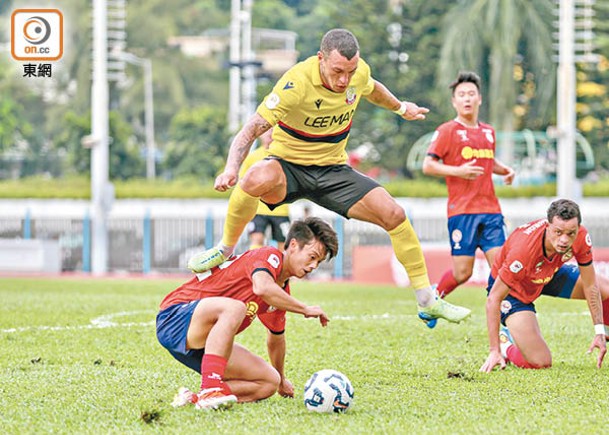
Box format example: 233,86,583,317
547,198,581,225
320,29,359,60
449,71,481,95
285,217,338,260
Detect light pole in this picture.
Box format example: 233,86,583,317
91,0,110,275
122,52,156,179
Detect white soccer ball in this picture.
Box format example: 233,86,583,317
303,369,354,413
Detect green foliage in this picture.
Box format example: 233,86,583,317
1,278,607,433
162,106,231,180
52,111,144,179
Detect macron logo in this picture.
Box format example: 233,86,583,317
283,81,294,90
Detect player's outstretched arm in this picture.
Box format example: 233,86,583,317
364,80,429,121
252,271,329,326
214,113,272,192
266,332,294,397
580,264,607,368
480,277,511,373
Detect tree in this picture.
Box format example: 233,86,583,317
53,111,144,179
437,0,555,164
162,106,230,180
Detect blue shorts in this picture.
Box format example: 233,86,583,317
448,213,506,256
486,264,580,324
156,301,204,374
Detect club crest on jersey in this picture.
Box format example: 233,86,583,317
535,260,544,273
451,230,463,250
500,300,512,314
246,301,259,320
561,250,573,262
267,305,276,313
345,86,356,105
509,260,523,274
265,93,280,109
283,81,295,90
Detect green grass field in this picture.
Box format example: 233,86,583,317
1,277,606,434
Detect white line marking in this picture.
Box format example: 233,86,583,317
1,310,154,334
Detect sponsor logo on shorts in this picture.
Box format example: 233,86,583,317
509,260,523,274
500,300,512,314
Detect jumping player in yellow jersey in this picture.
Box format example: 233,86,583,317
241,129,291,250
189,28,470,327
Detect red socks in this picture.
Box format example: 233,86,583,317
200,354,232,393
437,270,459,298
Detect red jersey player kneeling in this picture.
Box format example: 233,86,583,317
156,217,338,410
480,199,608,372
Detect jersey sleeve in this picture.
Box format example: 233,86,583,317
574,226,594,266
496,240,527,292
256,70,304,126
359,59,375,96
249,247,283,280
426,124,450,160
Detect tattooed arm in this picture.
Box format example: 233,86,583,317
214,113,272,192
580,263,607,368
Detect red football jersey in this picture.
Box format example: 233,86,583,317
427,119,502,217
160,246,288,333
491,219,593,304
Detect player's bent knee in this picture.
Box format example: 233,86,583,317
454,270,473,284
382,207,406,230
528,355,552,369
255,368,281,400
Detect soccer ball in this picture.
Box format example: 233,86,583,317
303,369,354,413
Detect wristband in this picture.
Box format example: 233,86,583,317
393,101,407,116
594,324,606,335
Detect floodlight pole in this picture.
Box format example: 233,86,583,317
122,52,156,179
91,0,110,274
556,0,577,199
228,0,242,132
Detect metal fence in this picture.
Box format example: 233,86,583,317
2,206,609,276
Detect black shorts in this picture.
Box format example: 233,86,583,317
248,214,290,242
265,157,380,218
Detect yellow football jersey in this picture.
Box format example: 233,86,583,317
239,146,290,217
256,56,375,166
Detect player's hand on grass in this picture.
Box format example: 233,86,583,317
479,350,506,373
586,334,607,369
459,159,485,180
278,378,294,398
304,306,329,327
214,170,238,192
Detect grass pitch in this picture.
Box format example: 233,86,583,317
0,277,606,434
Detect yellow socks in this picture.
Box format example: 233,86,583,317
221,185,260,247
388,219,431,290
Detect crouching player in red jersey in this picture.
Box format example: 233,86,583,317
156,217,338,410
480,199,607,372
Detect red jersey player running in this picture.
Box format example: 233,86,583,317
156,217,337,410
423,71,515,302
480,199,607,372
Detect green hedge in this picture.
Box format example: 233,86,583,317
0,175,608,199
